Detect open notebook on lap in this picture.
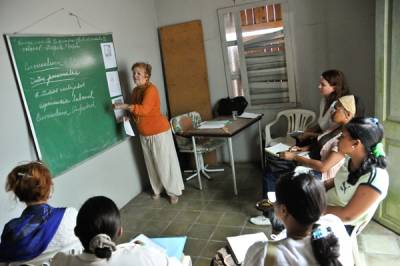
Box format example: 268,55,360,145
227,232,268,264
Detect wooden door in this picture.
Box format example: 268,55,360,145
375,0,400,233
159,20,212,119
159,20,216,165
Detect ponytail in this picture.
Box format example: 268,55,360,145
88,234,116,259
311,224,342,266
345,117,387,185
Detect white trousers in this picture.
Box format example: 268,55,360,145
140,129,184,196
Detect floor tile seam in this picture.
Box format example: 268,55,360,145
195,255,213,260
161,210,181,234
239,219,248,235
207,211,226,242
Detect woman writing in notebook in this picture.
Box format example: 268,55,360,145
251,95,360,226
243,172,353,266
113,62,184,204
52,196,183,266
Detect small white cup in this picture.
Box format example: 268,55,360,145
232,110,238,120
267,192,276,203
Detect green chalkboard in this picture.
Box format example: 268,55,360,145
5,33,125,176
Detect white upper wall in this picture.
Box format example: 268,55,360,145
0,0,163,229
154,0,375,162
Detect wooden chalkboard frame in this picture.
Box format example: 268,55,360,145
5,33,126,176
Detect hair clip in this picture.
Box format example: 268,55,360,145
16,172,32,180
372,142,386,157
311,226,332,240
371,117,379,124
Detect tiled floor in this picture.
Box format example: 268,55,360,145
119,163,400,266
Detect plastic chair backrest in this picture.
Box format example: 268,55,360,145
264,109,316,146
170,111,202,134
277,109,316,133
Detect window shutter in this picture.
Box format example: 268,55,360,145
244,29,290,105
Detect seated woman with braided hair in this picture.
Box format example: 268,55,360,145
243,173,353,266
325,117,389,235
52,196,183,266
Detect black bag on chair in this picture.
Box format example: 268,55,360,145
216,96,248,116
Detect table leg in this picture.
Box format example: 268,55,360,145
192,136,202,190
258,120,264,169
228,137,238,195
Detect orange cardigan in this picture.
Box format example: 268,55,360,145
129,84,170,136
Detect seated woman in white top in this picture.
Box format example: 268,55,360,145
251,95,361,227
243,173,353,266
325,117,389,234
51,196,182,266
0,161,81,264
297,69,350,145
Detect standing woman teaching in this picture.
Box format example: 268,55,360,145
113,62,184,204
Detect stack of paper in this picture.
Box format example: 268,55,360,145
238,112,261,119
227,232,268,264
198,120,230,129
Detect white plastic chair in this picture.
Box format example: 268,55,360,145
350,211,378,266
264,109,316,147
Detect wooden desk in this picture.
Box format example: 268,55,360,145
180,115,264,195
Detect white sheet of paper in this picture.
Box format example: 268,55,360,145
124,119,135,136
130,234,165,254
227,232,268,264
265,143,309,158
106,71,122,97
238,112,260,119
267,192,276,202
111,96,125,121
265,143,291,155
198,120,230,129
101,42,117,69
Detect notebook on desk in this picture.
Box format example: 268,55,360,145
198,120,231,129
227,232,268,264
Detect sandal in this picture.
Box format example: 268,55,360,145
255,199,274,211
169,195,179,204
151,194,160,200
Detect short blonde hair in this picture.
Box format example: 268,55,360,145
131,62,152,79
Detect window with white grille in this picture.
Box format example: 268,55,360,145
218,0,296,108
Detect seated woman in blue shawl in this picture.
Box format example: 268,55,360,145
0,161,81,264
